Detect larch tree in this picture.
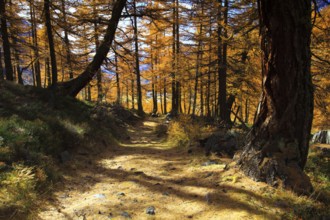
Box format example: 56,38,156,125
238,0,314,194
44,0,58,87
57,0,127,97
0,0,14,81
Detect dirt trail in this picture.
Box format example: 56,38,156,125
38,118,280,220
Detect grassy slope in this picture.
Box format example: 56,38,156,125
0,81,128,217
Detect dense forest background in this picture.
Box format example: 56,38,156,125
0,0,329,129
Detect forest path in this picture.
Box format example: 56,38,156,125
38,118,280,220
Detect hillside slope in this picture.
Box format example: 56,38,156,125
0,81,134,218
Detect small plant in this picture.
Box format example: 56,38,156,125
0,164,37,215
168,121,190,147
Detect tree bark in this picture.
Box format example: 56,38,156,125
170,0,180,115
0,0,14,81
57,0,127,97
30,0,41,87
163,77,167,114
93,0,103,102
61,0,74,79
245,98,249,123
133,0,143,115
217,0,222,118
0,47,3,80
114,43,121,105
44,0,58,87
238,0,314,194
219,0,229,122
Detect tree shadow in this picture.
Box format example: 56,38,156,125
39,139,285,219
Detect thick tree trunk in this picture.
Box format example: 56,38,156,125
57,0,126,97
0,0,13,81
238,0,314,194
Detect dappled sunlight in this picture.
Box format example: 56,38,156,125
37,118,290,220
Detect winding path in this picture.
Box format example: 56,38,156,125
38,118,279,220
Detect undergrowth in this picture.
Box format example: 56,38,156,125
167,115,203,148
0,81,127,218
260,146,330,219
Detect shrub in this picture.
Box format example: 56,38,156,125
0,164,37,215
168,121,190,147
154,124,168,137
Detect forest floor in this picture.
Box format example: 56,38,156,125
37,117,304,220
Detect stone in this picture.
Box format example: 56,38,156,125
202,131,239,157
121,211,131,218
311,130,330,144
146,206,156,215
201,160,218,166
117,192,125,197
93,194,106,199
60,151,71,163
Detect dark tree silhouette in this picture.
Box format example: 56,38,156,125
0,0,14,81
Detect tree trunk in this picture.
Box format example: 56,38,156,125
61,0,73,79
218,0,229,122
0,47,3,80
217,0,222,117
115,43,121,105
57,0,127,97
238,0,314,194
93,1,103,102
45,57,51,86
206,14,212,117
163,77,167,114
44,0,57,87
0,0,14,81
245,98,249,123
126,79,129,108
131,77,135,109
170,0,179,115
13,45,23,84
30,0,41,87
133,0,143,115
151,49,157,113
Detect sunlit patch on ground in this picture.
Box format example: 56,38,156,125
37,118,328,220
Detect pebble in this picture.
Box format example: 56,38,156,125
121,211,131,218
93,193,106,199
117,192,126,196
146,206,156,215
201,160,218,166
163,192,170,196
